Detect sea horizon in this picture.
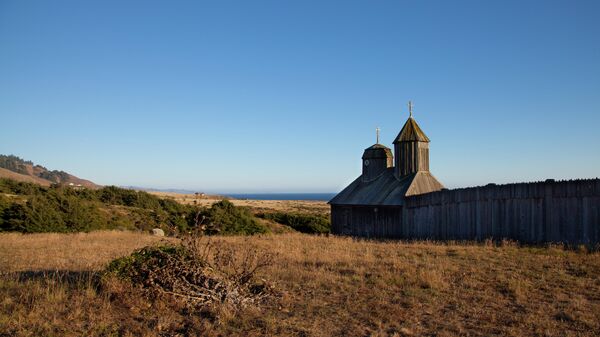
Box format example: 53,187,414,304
224,192,336,201
122,186,336,201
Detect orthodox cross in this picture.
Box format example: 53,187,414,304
408,101,413,118
376,127,380,144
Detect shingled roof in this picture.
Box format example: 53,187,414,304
393,117,430,143
362,144,393,159
328,168,444,206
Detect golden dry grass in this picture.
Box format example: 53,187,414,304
0,167,51,186
0,231,174,272
148,191,330,215
1,232,599,336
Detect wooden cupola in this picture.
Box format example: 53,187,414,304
362,143,393,182
393,102,431,178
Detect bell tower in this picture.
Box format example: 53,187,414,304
393,102,431,178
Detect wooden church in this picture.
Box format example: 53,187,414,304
329,103,445,237
329,103,600,244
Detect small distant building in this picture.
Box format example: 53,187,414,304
329,103,600,244
65,182,84,189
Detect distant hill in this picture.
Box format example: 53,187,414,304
0,154,99,189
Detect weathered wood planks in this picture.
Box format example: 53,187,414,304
331,179,600,245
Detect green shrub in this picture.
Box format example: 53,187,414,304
0,181,182,233
0,178,270,236
257,212,330,234
2,196,66,232
98,186,161,209
0,178,45,195
0,194,11,227
106,244,189,279
105,240,274,310
201,200,268,235
59,195,110,232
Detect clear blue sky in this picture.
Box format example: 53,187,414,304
1,0,599,193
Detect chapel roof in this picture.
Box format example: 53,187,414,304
393,117,430,143
362,143,393,159
328,168,444,206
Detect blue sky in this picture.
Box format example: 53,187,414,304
1,0,599,193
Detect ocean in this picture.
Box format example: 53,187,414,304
225,193,336,201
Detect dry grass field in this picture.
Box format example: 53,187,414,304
1,231,599,336
148,191,330,215
0,231,174,272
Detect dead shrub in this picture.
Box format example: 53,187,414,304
105,234,276,311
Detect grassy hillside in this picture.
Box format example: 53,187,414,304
0,154,99,188
0,178,199,234
0,167,51,186
0,231,598,336
0,178,329,235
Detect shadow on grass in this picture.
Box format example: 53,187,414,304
345,235,600,252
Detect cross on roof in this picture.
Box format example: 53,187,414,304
376,127,380,144
408,101,413,118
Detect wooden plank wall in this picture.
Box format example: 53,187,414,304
331,205,402,238
396,142,430,176
404,179,600,244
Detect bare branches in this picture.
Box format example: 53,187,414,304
107,234,276,310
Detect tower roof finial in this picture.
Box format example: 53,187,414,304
394,101,430,143
376,127,380,144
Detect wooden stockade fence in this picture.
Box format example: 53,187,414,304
330,113,600,244
404,179,600,245
331,179,600,245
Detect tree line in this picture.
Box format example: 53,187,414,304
0,178,330,235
